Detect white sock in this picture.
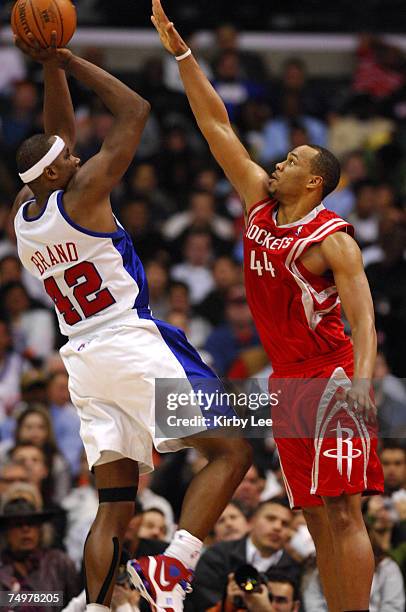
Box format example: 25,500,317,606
164,529,203,571
86,605,110,612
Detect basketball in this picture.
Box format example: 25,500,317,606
11,0,77,48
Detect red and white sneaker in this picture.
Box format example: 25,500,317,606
126,555,193,612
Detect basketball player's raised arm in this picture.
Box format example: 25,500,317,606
151,0,269,214
65,55,150,200
14,33,75,148
320,232,377,417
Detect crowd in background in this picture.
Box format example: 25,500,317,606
0,21,405,612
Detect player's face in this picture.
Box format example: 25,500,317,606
269,145,319,200
50,145,81,187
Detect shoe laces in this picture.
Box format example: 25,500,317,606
178,580,193,597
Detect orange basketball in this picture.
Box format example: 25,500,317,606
11,0,77,48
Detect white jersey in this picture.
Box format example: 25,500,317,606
14,189,151,337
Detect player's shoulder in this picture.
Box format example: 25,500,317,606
247,197,278,226
311,204,355,237
11,186,34,218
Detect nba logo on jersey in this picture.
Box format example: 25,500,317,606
295,225,303,235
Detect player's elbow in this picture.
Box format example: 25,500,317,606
127,97,151,122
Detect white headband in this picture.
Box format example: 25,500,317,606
19,135,66,184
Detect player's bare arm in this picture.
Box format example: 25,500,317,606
320,231,377,419
11,33,75,220
64,55,150,213
15,33,76,148
151,0,269,215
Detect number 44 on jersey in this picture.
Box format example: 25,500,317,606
250,250,276,277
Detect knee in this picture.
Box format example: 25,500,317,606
222,439,253,472
303,507,326,539
200,437,253,472
96,500,135,534
324,497,360,533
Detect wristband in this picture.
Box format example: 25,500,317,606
175,48,192,62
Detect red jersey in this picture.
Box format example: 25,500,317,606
243,198,354,374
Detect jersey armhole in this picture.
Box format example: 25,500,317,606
246,198,275,227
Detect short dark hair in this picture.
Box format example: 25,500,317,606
143,507,166,519
308,144,341,199
266,570,300,601
16,134,53,175
253,499,293,516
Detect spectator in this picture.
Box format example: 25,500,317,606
47,372,83,477
324,150,369,218
61,452,98,571
303,517,405,611
0,80,38,153
171,231,215,305
271,57,326,119
197,256,241,326
0,254,50,307
0,462,28,498
260,93,327,164
211,24,268,82
0,497,79,610
9,442,55,505
138,507,168,542
125,162,174,221
61,547,142,612
213,501,250,543
380,444,406,497
212,50,266,123
123,500,168,559
233,464,264,513
0,406,72,504
166,280,212,349
0,318,24,420
145,260,170,320
156,125,200,202
209,572,300,612
0,281,55,362
187,501,301,611
9,442,67,548
205,285,266,377
0,25,27,96
118,198,168,263
366,212,406,376
137,472,175,540
162,189,234,257
353,35,406,101
374,354,406,437
348,179,380,248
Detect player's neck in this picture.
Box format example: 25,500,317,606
276,195,321,226
30,187,54,211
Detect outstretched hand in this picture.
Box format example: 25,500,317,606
151,0,189,57
14,31,72,68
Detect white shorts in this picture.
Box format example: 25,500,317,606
60,312,222,474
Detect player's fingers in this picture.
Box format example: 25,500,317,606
14,35,25,50
50,30,57,49
28,31,41,50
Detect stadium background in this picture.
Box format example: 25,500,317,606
0,1,405,610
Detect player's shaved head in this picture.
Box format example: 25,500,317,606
308,144,341,199
16,134,54,174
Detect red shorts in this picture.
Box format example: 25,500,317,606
271,356,384,509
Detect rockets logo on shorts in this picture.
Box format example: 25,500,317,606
323,422,363,481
